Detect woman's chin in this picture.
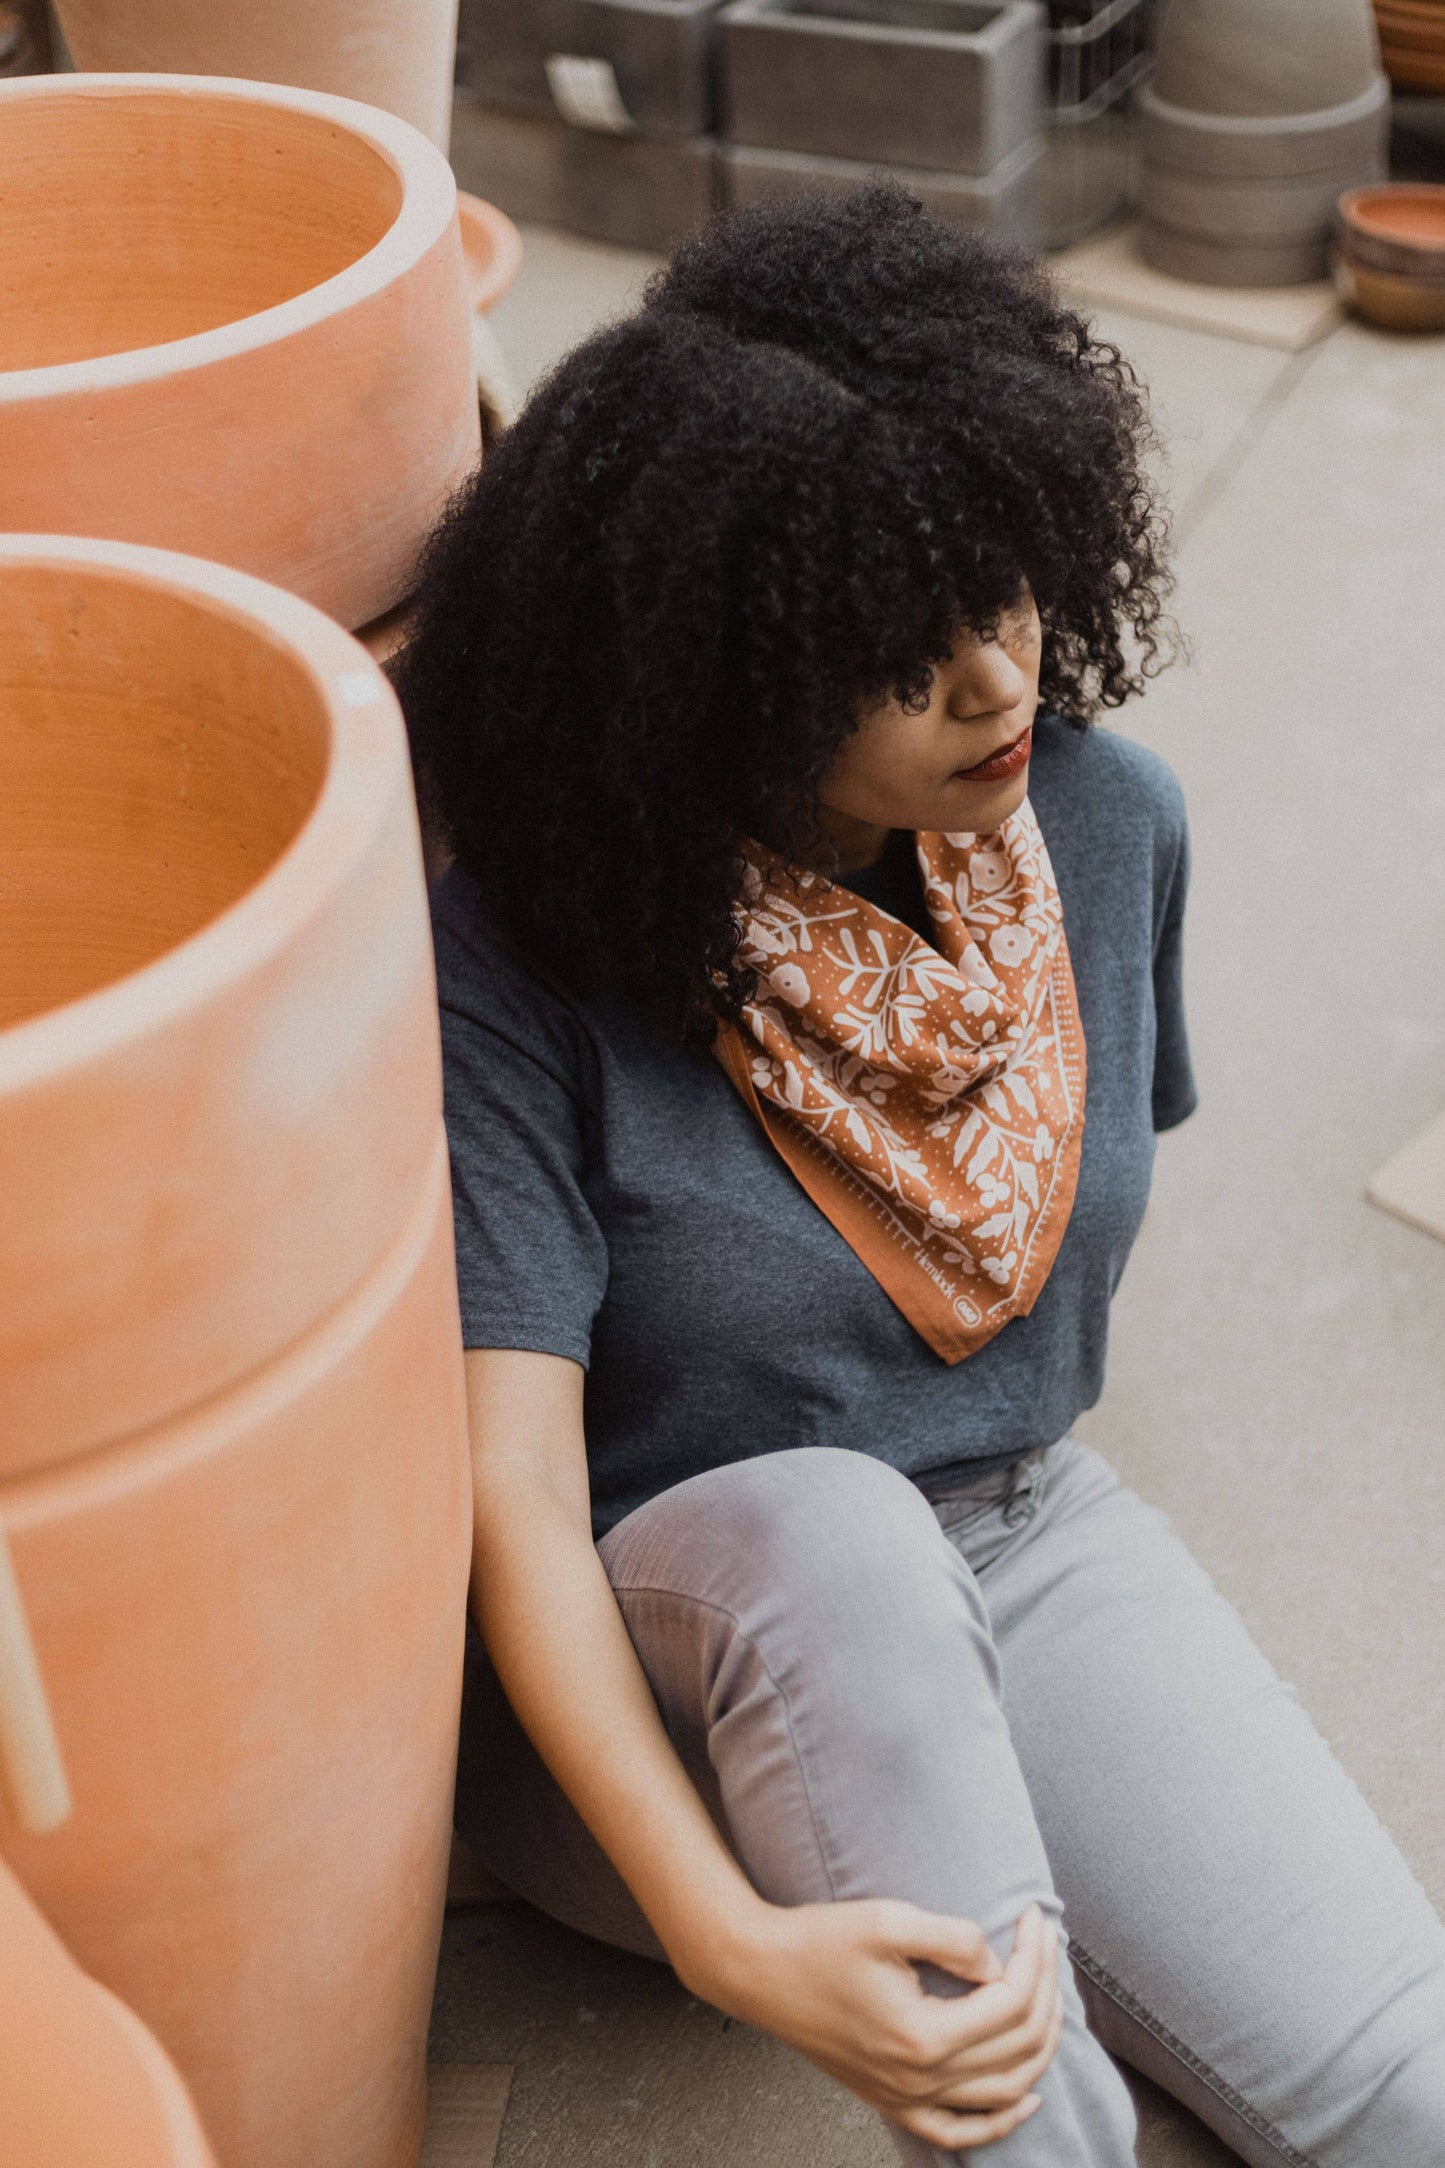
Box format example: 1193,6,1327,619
937,767,1031,834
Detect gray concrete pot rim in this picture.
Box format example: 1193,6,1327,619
719,0,1042,58
1137,75,1387,137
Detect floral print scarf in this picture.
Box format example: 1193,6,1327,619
714,806,1086,1363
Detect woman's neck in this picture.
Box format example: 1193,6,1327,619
815,808,893,875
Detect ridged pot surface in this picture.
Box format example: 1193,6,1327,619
51,0,460,149
0,538,472,2168
0,77,479,628
0,1857,216,2167
1151,0,1382,115
0,540,442,1471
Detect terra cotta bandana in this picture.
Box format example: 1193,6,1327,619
714,806,1086,1363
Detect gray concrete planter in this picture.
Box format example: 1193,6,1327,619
1149,0,1382,117
456,0,562,116
451,91,569,224
1146,164,1379,244
457,0,722,135
1139,223,1334,285
1137,78,1389,180
721,133,1041,238
1139,0,1388,284
561,129,718,247
718,0,1044,176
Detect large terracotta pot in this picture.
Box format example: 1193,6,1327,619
0,74,479,629
0,1854,217,2167
51,0,460,148
0,535,472,2168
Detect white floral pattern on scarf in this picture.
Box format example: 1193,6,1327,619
717,805,1086,1360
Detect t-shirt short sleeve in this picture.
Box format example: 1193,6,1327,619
1149,770,1198,1134
433,878,609,1364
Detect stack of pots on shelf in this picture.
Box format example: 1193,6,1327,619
1334,179,1445,327
49,0,461,148
0,1855,216,2167
0,71,481,638
1371,0,1445,93
717,0,1047,240
1137,0,1390,285
0,535,473,2168
453,0,724,253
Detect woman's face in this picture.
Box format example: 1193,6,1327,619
818,595,1042,864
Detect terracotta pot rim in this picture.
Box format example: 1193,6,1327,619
1136,76,1389,136
1336,182,1445,266
0,73,458,404
0,534,409,1097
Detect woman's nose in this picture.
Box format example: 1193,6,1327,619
948,639,1028,720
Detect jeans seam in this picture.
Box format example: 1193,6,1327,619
1069,1941,1321,2168
611,1580,843,1905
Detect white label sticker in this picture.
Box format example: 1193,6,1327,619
545,53,635,134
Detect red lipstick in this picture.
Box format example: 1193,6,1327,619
956,725,1032,783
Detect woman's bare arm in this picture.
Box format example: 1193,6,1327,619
466,1347,1061,2151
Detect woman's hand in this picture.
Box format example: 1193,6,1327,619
686,1896,1062,2152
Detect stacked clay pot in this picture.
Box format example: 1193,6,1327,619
51,0,460,149
0,535,473,2168
1138,0,1389,285
0,1855,217,2168
1335,180,1445,327
0,73,479,630
1372,0,1445,93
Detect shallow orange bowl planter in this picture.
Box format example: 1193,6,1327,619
0,536,471,2168
457,191,525,312
1,1857,216,2167
0,75,480,628
1335,182,1445,329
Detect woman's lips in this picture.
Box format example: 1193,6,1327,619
956,725,1032,783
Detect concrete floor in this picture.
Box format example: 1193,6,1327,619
430,226,1445,2166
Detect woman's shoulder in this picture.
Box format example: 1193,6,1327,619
1029,715,1187,853
431,862,591,1084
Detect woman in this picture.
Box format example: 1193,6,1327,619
400,188,1445,2164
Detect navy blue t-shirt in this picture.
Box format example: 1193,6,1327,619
433,719,1195,1536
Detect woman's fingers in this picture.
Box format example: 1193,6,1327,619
907,1904,1058,2070
937,1997,1064,2113
882,1901,1003,1986
944,1914,1060,2076
900,2091,1043,2151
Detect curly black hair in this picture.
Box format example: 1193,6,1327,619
398,184,1173,1043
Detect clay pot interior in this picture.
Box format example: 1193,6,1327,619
1342,180,1445,247
0,88,404,370
0,563,328,1029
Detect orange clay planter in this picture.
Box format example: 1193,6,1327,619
0,74,480,629
0,1856,217,2168
52,0,461,148
0,536,472,2168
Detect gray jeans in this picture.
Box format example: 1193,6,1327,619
456,1440,1445,2164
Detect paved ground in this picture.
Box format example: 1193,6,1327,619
429,224,1445,2167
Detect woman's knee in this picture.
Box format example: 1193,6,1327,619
604,1447,967,1608
601,1447,994,1702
